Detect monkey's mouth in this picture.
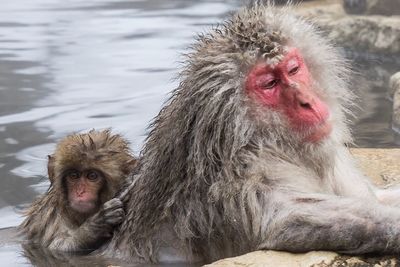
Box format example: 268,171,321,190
70,200,96,214
305,120,332,143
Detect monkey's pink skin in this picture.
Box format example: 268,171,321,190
246,48,331,142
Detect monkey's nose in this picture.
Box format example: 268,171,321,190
296,93,314,110
299,102,312,110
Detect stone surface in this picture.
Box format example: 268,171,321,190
295,1,400,54
392,74,400,132
273,0,314,4
351,148,400,186
205,250,400,267
204,251,338,267
343,0,368,15
206,148,400,267
343,0,400,15
389,72,400,99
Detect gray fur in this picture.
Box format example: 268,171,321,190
104,4,400,263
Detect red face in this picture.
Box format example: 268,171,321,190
245,48,331,143
66,169,104,214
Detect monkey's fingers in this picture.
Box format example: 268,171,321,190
104,208,125,225
104,207,125,218
118,180,136,202
106,216,124,226
103,198,123,211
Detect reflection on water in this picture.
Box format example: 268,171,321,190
0,0,398,266
21,242,202,267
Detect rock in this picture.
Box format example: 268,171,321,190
205,251,400,267
350,148,400,186
389,72,400,99
322,16,400,54
295,2,400,54
343,0,367,15
393,79,400,132
390,72,400,132
343,0,400,15
204,251,338,267
272,0,313,4
206,148,400,267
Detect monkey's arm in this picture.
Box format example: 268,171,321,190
49,198,124,252
258,191,400,254
333,148,400,207
375,186,400,207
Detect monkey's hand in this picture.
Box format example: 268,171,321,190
89,198,125,238
53,198,125,251
50,198,125,251
118,179,136,203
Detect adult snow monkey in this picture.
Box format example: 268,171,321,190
104,4,400,264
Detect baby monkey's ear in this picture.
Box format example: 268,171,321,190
47,154,55,184
123,158,138,175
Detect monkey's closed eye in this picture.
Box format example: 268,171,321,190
262,79,279,90
289,66,299,75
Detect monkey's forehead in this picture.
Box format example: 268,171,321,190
225,7,289,62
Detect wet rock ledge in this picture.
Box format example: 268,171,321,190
391,72,400,132
206,148,400,267
295,0,400,55
205,251,398,267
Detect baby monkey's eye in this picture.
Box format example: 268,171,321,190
87,171,99,181
67,170,80,180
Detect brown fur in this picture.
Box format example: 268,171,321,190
20,129,137,251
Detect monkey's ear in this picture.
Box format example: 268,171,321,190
47,155,55,184
124,158,138,175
